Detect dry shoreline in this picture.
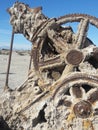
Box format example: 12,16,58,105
0,50,30,90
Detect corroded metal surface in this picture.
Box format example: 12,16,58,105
1,1,98,130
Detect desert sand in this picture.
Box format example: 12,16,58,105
0,50,30,91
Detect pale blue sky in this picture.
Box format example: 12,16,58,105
0,0,98,49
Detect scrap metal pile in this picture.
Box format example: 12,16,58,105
1,1,98,130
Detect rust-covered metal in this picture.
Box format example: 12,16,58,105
1,1,98,130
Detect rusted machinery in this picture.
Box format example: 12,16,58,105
1,1,98,130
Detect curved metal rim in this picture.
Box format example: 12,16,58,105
51,72,98,99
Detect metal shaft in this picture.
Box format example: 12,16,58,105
29,47,33,70
5,29,14,89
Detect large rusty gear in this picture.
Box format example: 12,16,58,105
1,2,98,130
32,14,98,91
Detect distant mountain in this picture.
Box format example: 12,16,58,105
0,46,10,50
0,46,30,51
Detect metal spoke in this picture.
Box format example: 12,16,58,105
75,19,89,49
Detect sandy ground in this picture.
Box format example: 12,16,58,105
0,51,30,90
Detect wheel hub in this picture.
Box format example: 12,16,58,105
73,100,92,118
66,49,84,66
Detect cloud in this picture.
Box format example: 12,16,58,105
0,42,31,50
13,43,31,50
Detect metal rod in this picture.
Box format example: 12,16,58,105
5,29,14,89
29,47,33,70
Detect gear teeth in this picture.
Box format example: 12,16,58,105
57,13,98,28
